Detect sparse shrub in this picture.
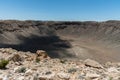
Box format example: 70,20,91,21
18,67,26,73
68,68,77,73
109,77,113,80
60,59,67,64
0,59,9,69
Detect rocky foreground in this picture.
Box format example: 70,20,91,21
0,48,120,80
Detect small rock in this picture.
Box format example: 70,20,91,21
25,69,33,76
18,76,24,80
86,73,100,79
84,59,103,68
57,72,70,79
15,62,22,66
14,66,21,73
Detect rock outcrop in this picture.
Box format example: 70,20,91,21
84,59,103,68
0,48,119,80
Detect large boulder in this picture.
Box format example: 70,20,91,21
35,50,50,61
84,59,103,68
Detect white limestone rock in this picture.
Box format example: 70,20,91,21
84,59,103,68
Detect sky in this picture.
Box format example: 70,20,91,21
0,0,120,21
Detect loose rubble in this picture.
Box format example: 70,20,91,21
0,48,120,80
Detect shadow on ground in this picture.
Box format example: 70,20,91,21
0,35,75,58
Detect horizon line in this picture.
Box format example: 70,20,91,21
0,19,120,22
